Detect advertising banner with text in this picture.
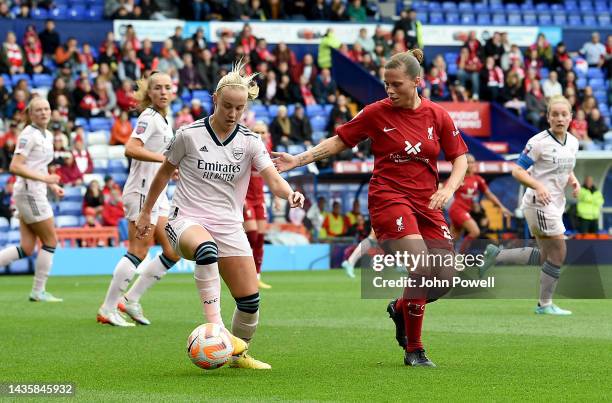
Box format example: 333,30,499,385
439,102,491,137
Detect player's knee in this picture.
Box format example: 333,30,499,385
194,241,218,265
235,292,260,314
161,243,180,263
18,245,33,257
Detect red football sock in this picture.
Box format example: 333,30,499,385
459,235,475,254
246,230,258,249
402,298,426,352
253,233,265,274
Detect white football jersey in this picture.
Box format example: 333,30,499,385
519,130,579,214
13,124,54,197
122,107,174,197
164,117,274,226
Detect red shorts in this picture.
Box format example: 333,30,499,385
243,201,267,221
448,207,472,228
370,200,454,248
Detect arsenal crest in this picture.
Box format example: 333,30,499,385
232,147,245,160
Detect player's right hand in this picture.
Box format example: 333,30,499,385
535,185,552,205
288,191,305,208
45,174,61,184
271,152,298,173
135,212,152,239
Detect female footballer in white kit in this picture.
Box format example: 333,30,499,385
135,62,304,369
98,72,181,327
485,95,580,315
0,98,64,302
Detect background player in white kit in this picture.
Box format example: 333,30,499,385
98,72,181,327
483,96,580,315
135,62,304,369
0,98,64,302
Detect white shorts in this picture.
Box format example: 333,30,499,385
523,206,566,237
165,215,252,259
14,193,54,224
123,192,170,225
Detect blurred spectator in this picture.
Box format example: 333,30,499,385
190,98,207,120
501,43,523,72
464,31,481,59
276,73,300,104
307,196,326,239
74,80,103,118
523,67,539,93
525,80,547,129
123,25,142,52
345,199,362,227
157,41,184,73
79,43,96,73
457,46,482,100
530,33,553,68
98,45,119,73
72,138,93,175
55,37,80,68
312,68,337,104
577,176,604,234
449,80,470,102
581,96,598,117
328,94,352,131
118,48,142,82
390,30,408,54
1,31,25,75
58,154,84,186
0,175,14,219
263,0,287,19
551,42,570,72
580,32,606,67
83,180,105,218
116,79,136,112
174,106,194,129
502,72,526,116
587,108,609,143
524,48,543,76
561,70,577,94
251,38,275,68
111,110,133,145
347,0,366,22
94,77,117,116
0,137,15,172
179,53,203,91
484,32,504,66
0,75,9,117
228,0,251,20
298,76,316,105
322,201,349,237
192,27,207,51
102,175,122,202
270,105,293,147
5,88,28,120
481,56,504,102
395,8,423,50
355,28,375,55
318,29,341,69
23,29,46,75
261,70,280,105
308,0,331,20
137,38,158,72
52,131,70,165
0,1,13,18
290,104,313,146
38,20,60,58
542,70,562,99
0,121,18,148
236,24,257,55
195,48,220,92
81,212,103,247
272,42,297,70
102,188,125,227
329,0,349,20
570,109,589,144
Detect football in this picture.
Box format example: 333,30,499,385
187,323,234,370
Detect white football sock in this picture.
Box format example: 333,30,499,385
496,247,541,265
0,245,25,266
32,245,55,293
347,236,376,267
101,253,141,311
125,254,176,303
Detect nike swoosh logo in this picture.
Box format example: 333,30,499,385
383,127,396,132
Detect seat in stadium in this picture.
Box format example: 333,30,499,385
8,230,21,244
427,2,441,11
589,78,605,88
522,13,536,25
75,117,89,131
306,104,324,117
250,104,269,117
192,90,212,103
171,102,182,114
11,74,31,87
68,5,87,19
86,130,108,146
56,215,80,228
49,5,68,18
520,2,534,12
579,1,594,12
0,232,7,247
507,13,522,25
492,13,506,25
86,6,104,20
113,173,129,187
448,63,458,75
312,131,327,144
445,12,459,24
598,14,611,26
476,13,491,24
582,14,596,26
88,144,109,159
553,14,567,25
92,158,108,174
461,13,475,24
287,104,296,116
167,185,176,198
567,14,582,26
540,68,549,79
473,2,488,13
31,8,48,19
0,217,8,231
458,2,473,12
10,217,19,229
576,78,587,89
504,3,519,12
538,13,552,25
310,116,327,132
107,159,128,173
59,201,83,216
563,0,578,11
442,1,457,11
323,104,334,116
587,68,604,79
63,186,83,202
32,74,53,88
89,117,112,132
428,12,443,24
257,116,271,125
107,145,126,159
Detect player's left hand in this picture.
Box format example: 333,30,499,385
570,180,581,198
429,187,453,210
288,191,305,208
172,169,180,181
50,184,64,198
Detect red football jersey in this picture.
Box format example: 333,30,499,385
336,97,467,203
450,174,489,212
245,138,272,205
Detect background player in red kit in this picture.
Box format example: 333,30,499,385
244,121,273,289
448,153,511,253
273,49,468,367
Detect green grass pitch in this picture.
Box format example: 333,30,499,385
1,270,611,401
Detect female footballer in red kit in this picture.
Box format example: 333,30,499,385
273,49,468,367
